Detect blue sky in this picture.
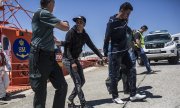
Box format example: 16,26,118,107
3,0,180,51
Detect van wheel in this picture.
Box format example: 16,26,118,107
168,52,179,64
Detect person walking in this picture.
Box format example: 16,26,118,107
103,2,146,104
29,0,69,108
62,16,103,108
134,25,154,73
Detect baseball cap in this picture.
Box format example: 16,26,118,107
73,16,86,24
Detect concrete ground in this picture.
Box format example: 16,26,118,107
1,60,180,108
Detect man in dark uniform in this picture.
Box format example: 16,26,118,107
29,0,69,108
103,2,146,104
62,16,103,108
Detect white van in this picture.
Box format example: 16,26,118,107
140,30,179,65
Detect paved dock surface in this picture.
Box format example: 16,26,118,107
1,61,180,108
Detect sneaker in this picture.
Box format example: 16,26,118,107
81,104,94,108
112,97,124,104
67,100,76,108
130,94,146,101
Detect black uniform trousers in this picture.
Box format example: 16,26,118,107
29,47,68,108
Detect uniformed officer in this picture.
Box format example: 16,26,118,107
134,25,154,73
29,0,69,108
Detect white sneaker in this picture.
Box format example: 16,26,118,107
130,94,146,101
112,97,124,104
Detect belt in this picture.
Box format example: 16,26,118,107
30,44,54,55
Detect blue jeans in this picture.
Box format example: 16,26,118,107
129,48,136,67
109,51,136,98
128,48,137,96
140,52,152,72
108,49,136,76
62,58,86,105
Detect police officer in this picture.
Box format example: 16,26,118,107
103,2,146,104
62,16,103,108
134,25,154,73
29,0,69,108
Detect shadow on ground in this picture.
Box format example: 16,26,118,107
137,70,161,75
87,86,162,106
138,86,162,99
0,102,8,105
4,94,26,101
120,86,162,104
87,98,113,107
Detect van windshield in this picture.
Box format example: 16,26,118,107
144,34,171,42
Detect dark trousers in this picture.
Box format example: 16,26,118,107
29,48,68,108
140,53,152,72
119,49,137,95
109,51,136,99
62,58,86,105
119,68,130,92
106,66,129,94
128,49,137,96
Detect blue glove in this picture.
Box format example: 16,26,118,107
140,48,145,54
